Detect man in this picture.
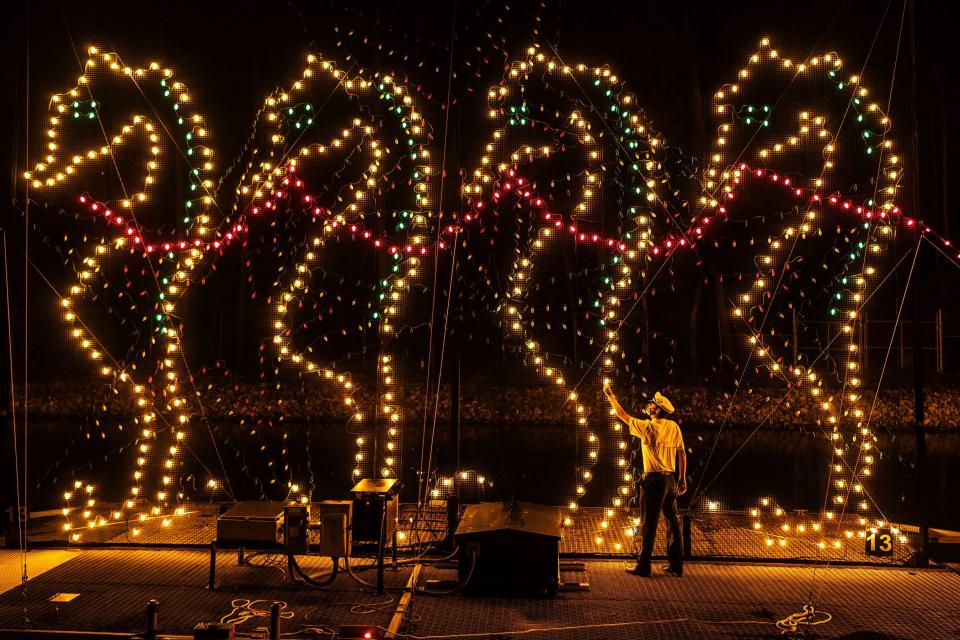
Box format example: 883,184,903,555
603,382,686,577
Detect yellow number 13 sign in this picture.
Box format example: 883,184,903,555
865,529,894,557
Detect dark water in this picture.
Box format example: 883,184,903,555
456,425,959,531
22,419,960,531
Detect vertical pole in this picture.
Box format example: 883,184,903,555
392,529,398,569
792,308,799,366
270,602,281,640
450,340,460,479
207,541,217,590
936,308,943,373
377,498,386,595
445,341,461,552
446,494,459,550
0,235,13,547
908,0,928,568
912,252,927,567
145,600,159,639
21,0,30,560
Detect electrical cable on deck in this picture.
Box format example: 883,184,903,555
220,598,295,627
417,550,476,596
288,554,339,588
775,604,832,636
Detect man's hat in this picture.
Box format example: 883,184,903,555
651,391,675,415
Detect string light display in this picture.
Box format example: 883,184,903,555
235,53,436,483
27,47,225,539
455,38,924,552
21,35,937,557
696,37,908,551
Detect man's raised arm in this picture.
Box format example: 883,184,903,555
603,382,646,440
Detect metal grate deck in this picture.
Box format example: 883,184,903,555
0,549,411,635
1,549,957,638
411,560,960,639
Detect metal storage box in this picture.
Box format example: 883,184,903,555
215,501,285,546
455,501,561,596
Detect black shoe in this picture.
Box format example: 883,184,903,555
626,564,651,577
662,564,683,577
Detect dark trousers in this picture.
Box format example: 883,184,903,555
633,472,683,570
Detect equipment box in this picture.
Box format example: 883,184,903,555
216,501,285,546
455,501,561,597
350,479,399,544
315,500,352,557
